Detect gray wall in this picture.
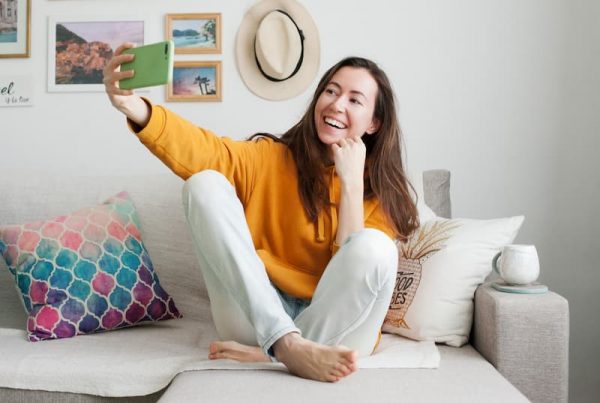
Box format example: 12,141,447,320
0,0,598,401
552,0,600,401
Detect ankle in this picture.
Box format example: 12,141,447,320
273,332,301,361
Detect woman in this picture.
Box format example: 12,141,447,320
103,44,419,383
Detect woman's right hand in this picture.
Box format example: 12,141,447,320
103,42,151,127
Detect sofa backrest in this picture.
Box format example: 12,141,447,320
0,170,451,330
423,169,451,218
0,173,207,330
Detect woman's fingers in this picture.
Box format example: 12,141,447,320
103,70,134,93
107,87,135,97
103,53,134,77
113,42,136,57
104,69,134,84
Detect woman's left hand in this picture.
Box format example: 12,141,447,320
331,137,366,190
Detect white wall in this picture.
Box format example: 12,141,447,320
1,0,598,400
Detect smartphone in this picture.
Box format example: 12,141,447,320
119,41,174,90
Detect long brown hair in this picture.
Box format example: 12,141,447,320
251,57,419,241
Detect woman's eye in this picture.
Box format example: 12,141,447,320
350,98,362,105
325,88,336,95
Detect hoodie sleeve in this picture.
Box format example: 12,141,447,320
128,100,260,205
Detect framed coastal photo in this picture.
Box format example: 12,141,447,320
0,0,31,58
166,13,221,54
47,16,145,92
167,61,221,102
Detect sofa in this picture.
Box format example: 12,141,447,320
0,170,569,403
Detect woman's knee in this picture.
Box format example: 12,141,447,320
343,229,398,278
348,228,397,260
182,170,233,212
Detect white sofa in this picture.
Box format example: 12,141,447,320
0,170,569,403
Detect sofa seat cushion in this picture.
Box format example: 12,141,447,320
159,345,529,403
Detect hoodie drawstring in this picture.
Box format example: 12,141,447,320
316,167,338,247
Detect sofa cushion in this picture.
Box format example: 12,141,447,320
158,345,529,403
384,215,524,346
0,192,182,341
0,345,528,403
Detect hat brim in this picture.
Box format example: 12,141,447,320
236,0,320,101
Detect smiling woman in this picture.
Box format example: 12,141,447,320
314,67,381,147
103,30,417,382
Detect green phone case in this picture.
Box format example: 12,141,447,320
119,41,174,90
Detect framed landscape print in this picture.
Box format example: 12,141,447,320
0,0,31,58
167,61,221,102
166,13,221,54
47,16,145,92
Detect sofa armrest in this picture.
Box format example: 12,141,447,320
472,283,569,403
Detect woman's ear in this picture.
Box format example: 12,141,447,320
366,118,381,135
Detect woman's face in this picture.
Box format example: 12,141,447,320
314,66,380,146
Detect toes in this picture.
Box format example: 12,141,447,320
341,352,358,370
335,362,352,376
325,372,341,382
209,341,220,354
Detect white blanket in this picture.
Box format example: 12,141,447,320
0,316,439,397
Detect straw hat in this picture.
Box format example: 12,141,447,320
236,0,320,101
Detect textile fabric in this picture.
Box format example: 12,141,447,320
383,215,524,346
131,101,395,299
0,192,181,341
182,170,398,358
473,283,569,403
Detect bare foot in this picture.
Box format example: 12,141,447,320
208,340,271,363
273,332,358,382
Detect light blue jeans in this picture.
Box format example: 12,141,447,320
182,170,397,358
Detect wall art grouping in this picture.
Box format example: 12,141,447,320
165,13,222,102
42,12,222,101
1,3,223,101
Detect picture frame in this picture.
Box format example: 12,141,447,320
0,0,31,58
167,61,222,102
166,13,221,54
47,16,145,92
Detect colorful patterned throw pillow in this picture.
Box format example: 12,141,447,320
0,192,182,342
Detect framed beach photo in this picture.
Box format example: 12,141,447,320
166,13,221,54
0,0,31,58
47,16,145,92
167,61,221,102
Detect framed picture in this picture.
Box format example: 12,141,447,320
167,61,221,102
47,16,145,92
0,0,31,58
166,13,221,54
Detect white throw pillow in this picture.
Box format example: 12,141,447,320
383,215,525,347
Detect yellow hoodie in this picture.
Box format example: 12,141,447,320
130,102,395,300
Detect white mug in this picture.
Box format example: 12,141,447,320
492,244,540,285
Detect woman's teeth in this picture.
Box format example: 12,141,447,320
324,117,346,129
